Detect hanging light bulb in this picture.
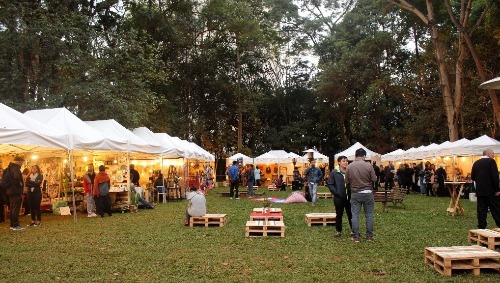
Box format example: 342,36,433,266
83,156,88,162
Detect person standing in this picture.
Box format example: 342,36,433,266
327,155,352,238
130,164,140,187
424,163,434,196
383,161,395,190
0,168,6,223
83,164,97,217
26,165,43,227
471,149,500,229
93,165,112,217
304,159,323,206
4,156,25,231
345,148,377,242
435,164,447,197
402,163,414,194
247,164,255,198
372,161,380,190
254,166,261,186
228,161,240,199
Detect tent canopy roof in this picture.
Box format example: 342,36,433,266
334,142,380,161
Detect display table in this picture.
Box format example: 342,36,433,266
444,181,466,216
109,186,130,211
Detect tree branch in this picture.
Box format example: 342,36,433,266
386,0,429,25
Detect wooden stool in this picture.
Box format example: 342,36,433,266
245,220,286,237
468,229,500,250
424,246,500,276
304,213,337,227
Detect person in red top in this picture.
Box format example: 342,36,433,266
83,164,97,217
93,165,112,217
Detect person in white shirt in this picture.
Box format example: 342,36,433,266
184,185,206,226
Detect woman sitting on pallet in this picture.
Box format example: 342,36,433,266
184,185,206,226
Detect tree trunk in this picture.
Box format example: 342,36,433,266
426,0,459,141
236,41,242,152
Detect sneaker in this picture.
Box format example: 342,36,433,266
366,236,374,242
34,222,41,227
229,197,233,199
236,198,240,200
334,231,342,238
28,222,36,227
11,226,25,231
9,227,14,230
352,237,360,243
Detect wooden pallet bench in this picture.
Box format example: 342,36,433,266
250,212,284,221
304,213,337,227
190,214,227,227
373,188,407,212
267,185,279,191
316,192,333,199
253,207,282,213
424,246,500,276
468,229,500,250
245,220,286,237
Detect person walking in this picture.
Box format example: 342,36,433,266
247,164,255,198
327,155,352,238
304,159,323,206
93,165,112,217
26,165,43,227
471,149,500,229
227,161,240,199
4,156,25,231
83,164,97,217
345,148,377,242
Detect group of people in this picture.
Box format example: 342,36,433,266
0,157,44,231
227,161,262,199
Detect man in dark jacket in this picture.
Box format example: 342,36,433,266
327,155,352,238
383,161,395,190
4,156,25,231
471,148,500,229
435,164,447,197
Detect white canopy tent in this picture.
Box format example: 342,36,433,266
381,149,405,162
302,149,329,164
0,103,68,155
437,138,471,156
227,153,253,165
86,120,161,155
460,135,500,156
25,108,126,151
153,133,186,158
479,77,500,89
334,142,380,163
254,150,290,164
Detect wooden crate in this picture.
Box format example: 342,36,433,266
424,246,500,276
253,207,282,213
249,212,284,221
190,214,227,227
316,192,333,199
267,185,278,191
245,220,285,237
304,213,337,227
468,229,500,250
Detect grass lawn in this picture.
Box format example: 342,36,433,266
0,186,499,282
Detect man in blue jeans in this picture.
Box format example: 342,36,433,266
304,159,323,206
345,148,377,242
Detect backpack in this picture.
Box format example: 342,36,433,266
98,181,110,196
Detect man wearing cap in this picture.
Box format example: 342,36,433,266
345,148,377,242
5,156,26,230
471,148,500,229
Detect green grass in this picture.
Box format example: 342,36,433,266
0,186,499,282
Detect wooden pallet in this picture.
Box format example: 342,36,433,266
267,185,278,191
245,220,286,237
190,214,227,227
249,212,284,221
304,213,336,227
253,207,282,213
316,192,333,199
468,229,500,250
424,246,500,276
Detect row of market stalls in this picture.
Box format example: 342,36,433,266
226,149,329,184
382,135,500,179
0,103,214,219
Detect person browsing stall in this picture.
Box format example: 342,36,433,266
83,164,97,217
93,165,112,217
26,165,43,227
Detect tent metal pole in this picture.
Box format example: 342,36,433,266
69,149,77,223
